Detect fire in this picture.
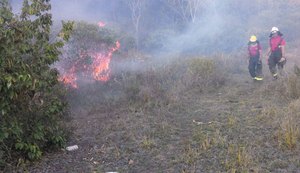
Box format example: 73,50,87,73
92,41,120,81
59,41,120,88
58,66,78,88
98,21,106,27
92,53,111,81
59,20,120,89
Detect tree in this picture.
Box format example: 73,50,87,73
126,0,146,51
165,0,189,23
165,0,208,23
0,0,73,169
187,0,205,23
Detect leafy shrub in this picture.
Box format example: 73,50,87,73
0,0,73,169
68,21,118,51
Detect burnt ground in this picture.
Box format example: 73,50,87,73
26,60,300,173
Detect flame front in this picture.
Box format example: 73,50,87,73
59,21,120,89
92,41,120,81
92,53,110,81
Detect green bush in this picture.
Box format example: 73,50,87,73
68,21,118,51
0,0,73,168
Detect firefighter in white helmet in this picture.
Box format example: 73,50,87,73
267,27,287,79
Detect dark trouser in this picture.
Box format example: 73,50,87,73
248,56,262,78
268,54,286,76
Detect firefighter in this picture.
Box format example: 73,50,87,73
267,27,286,79
247,35,263,81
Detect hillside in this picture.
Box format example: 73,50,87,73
2,0,300,172
23,55,300,173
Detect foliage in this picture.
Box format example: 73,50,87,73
69,21,118,51
0,0,73,168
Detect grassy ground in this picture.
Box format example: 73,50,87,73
25,54,300,173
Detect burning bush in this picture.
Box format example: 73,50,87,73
57,21,121,88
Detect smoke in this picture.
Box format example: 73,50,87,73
51,0,104,22
9,0,300,79
11,0,107,22
159,1,273,56
6,0,300,109
10,0,299,54
161,1,225,56
155,0,300,57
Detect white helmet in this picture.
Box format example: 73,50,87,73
271,27,279,33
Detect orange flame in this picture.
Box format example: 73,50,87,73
92,41,120,81
59,41,120,88
58,66,78,88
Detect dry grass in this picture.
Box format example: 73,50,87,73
224,144,253,173
227,115,237,128
140,136,155,150
28,54,300,172
276,99,300,150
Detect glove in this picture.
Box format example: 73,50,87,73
257,60,262,65
279,57,286,63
